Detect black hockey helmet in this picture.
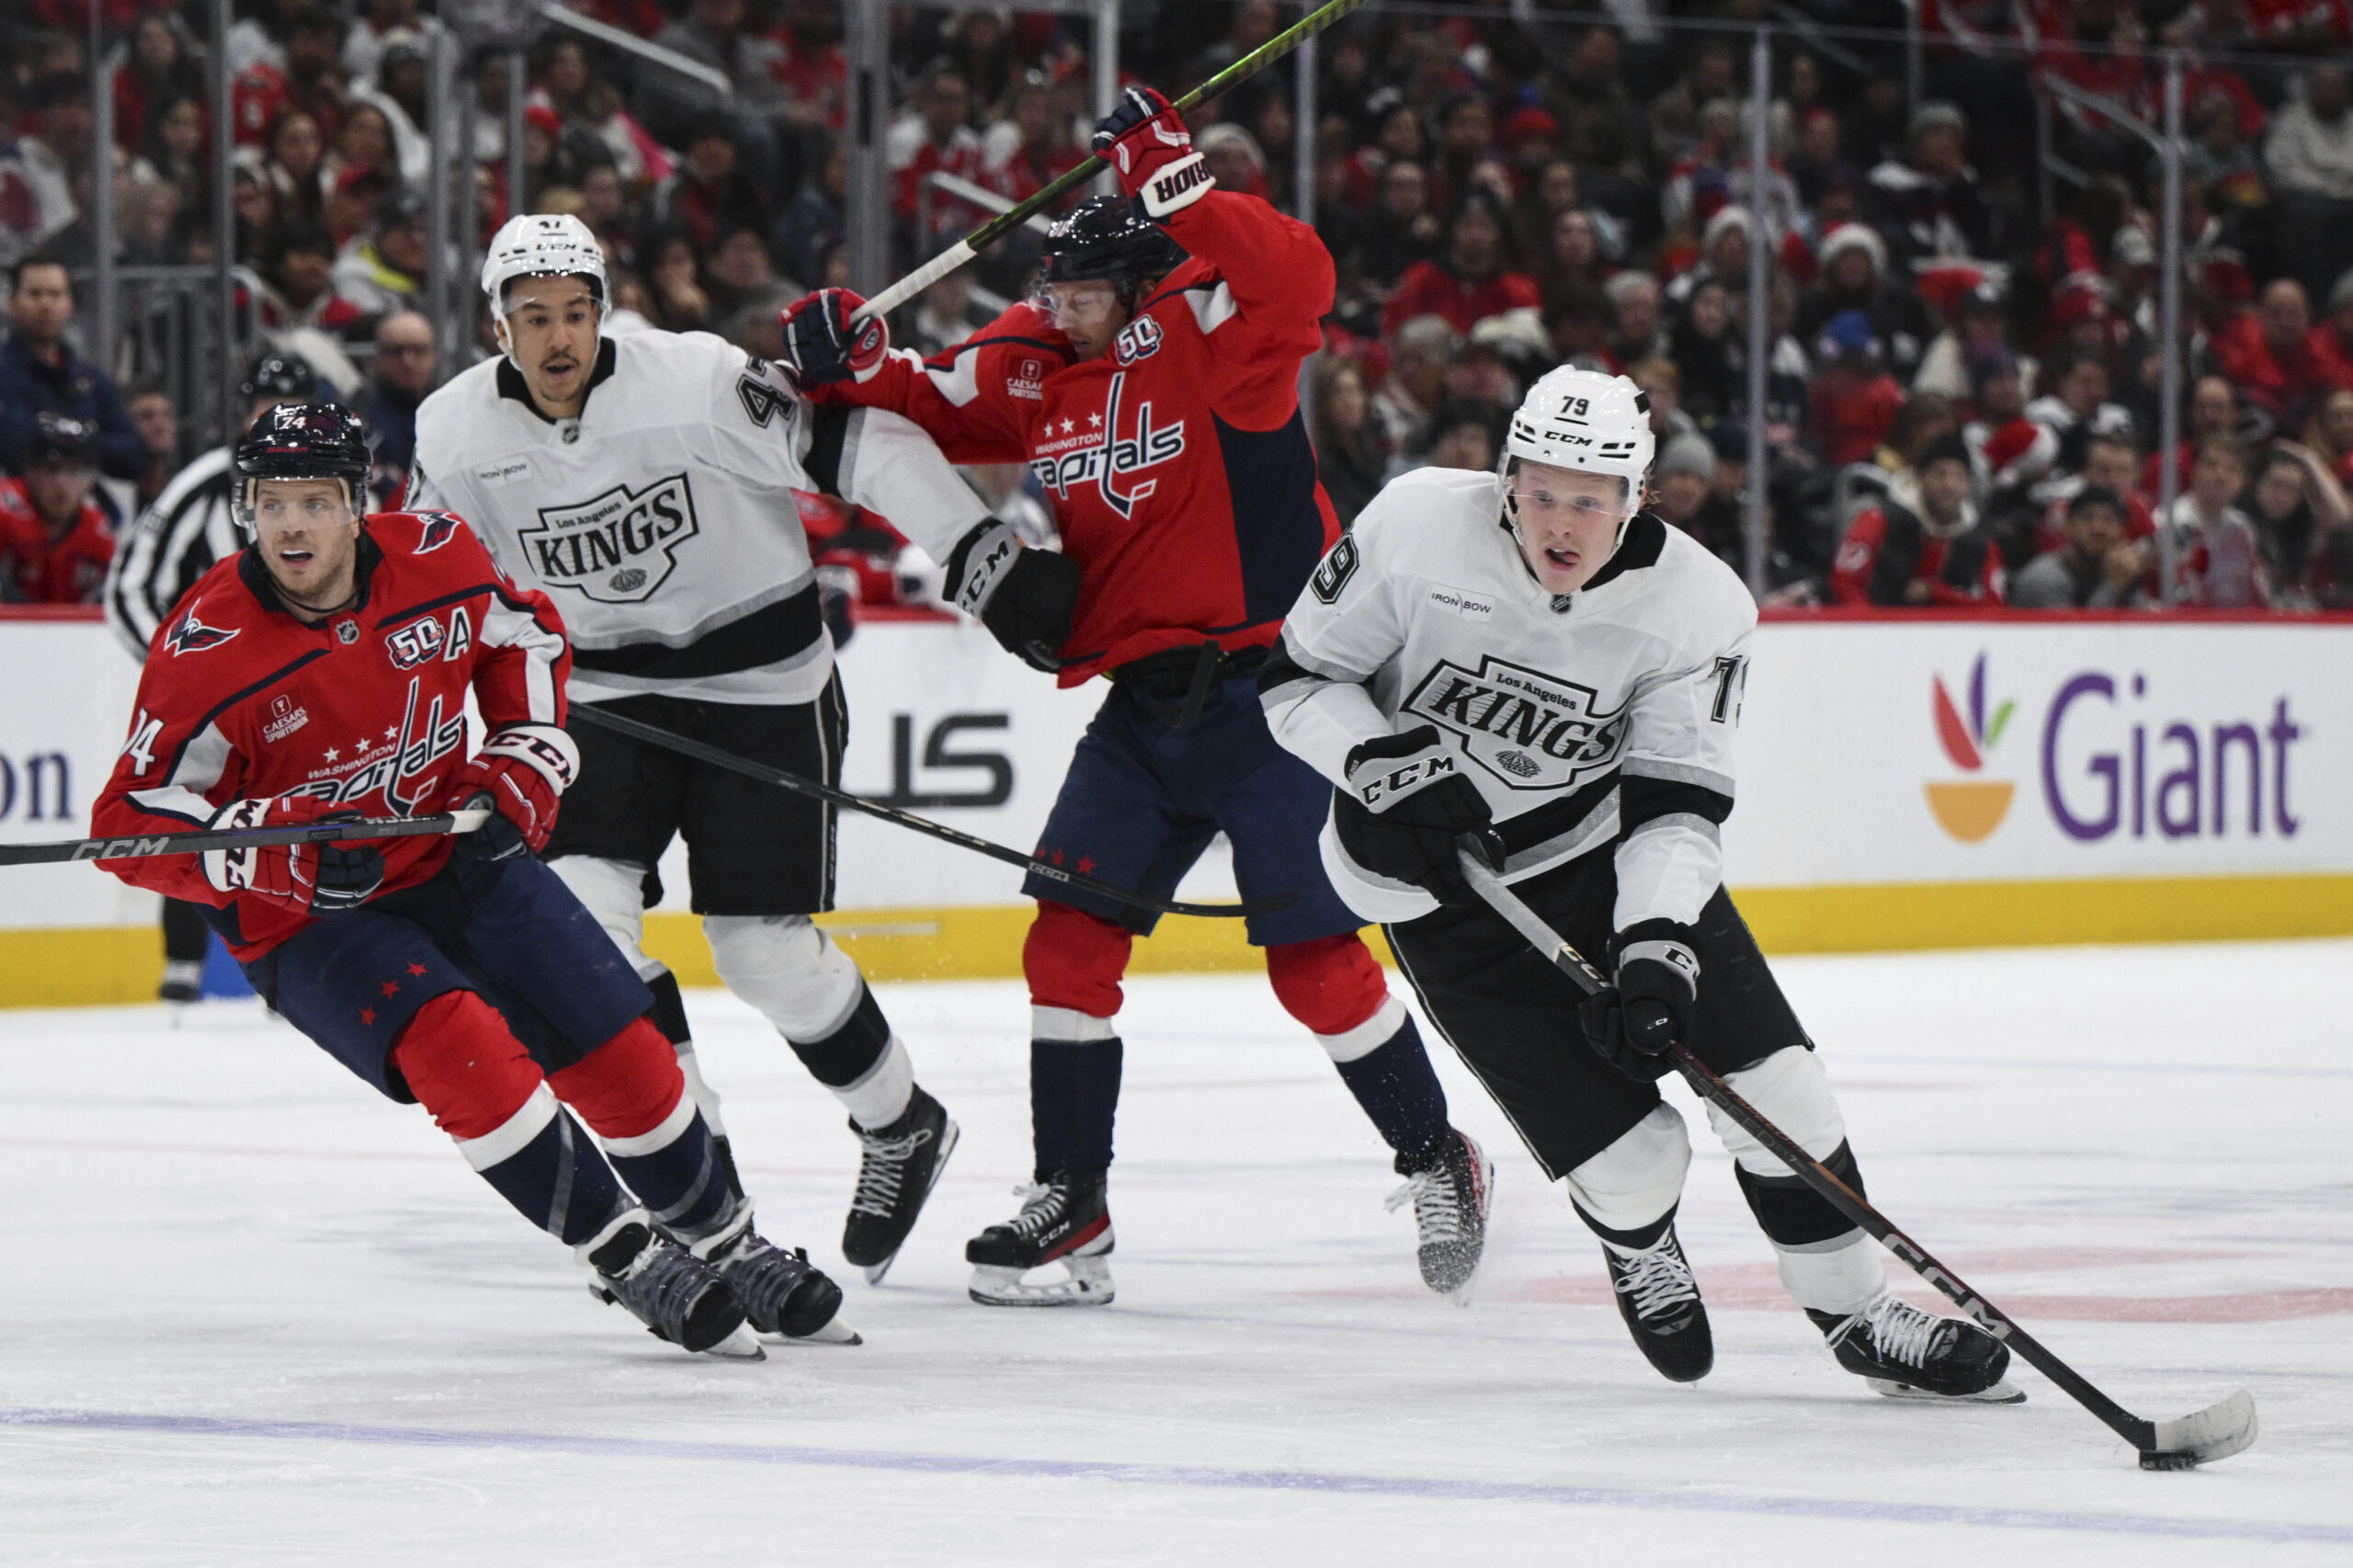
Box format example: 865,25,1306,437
233,403,371,527
240,349,317,403
28,410,99,470
1038,196,1186,305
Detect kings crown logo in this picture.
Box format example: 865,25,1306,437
520,473,699,603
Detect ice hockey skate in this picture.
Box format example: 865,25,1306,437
1808,1290,2023,1403
842,1085,960,1285
584,1217,762,1358
1601,1225,1714,1382
966,1172,1114,1306
693,1199,860,1346
1385,1129,1491,1297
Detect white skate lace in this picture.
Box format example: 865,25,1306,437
1611,1238,1699,1318
1006,1182,1068,1238
1826,1290,1939,1369
1385,1170,1462,1246
848,1125,934,1219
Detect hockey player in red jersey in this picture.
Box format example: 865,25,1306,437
90,404,855,1356
782,87,1489,1307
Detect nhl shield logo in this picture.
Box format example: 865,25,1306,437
520,473,699,603
1402,653,1629,790
335,618,360,644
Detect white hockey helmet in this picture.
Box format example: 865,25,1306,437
481,212,607,315
1500,366,1655,494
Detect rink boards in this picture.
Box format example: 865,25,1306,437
3,607,2349,1005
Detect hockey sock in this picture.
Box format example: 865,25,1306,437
789,989,916,1131
549,1018,734,1238
1030,1010,1120,1179
161,896,211,962
1331,1007,1451,1164
456,1085,632,1246
1563,1103,1693,1236
643,967,731,1141
1734,1141,1885,1313
1573,1200,1679,1255
707,913,916,1129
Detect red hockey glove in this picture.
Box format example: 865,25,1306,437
201,795,386,915
1089,86,1213,219
446,723,579,858
779,288,889,386
1580,921,1701,1083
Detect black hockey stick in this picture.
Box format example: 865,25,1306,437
572,705,1292,920
853,0,1370,322
1,809,490,868
1453,842,2258,1471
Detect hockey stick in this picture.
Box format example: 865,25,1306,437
853,0,1370,323
1452,843,2258,1471
1,809,490,868
571,705,1292,920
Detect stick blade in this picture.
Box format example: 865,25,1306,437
2139,1389,2257,1470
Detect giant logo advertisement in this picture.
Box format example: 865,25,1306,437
1727,619,2343,889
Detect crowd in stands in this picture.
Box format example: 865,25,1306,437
6,0,2353,613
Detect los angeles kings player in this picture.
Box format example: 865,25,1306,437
1259,368,2018,1402
93,404,853,1355
784,89,1488,1307
411,215,1008,1283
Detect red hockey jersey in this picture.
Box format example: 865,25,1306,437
825,189,1338,686
92,510,571,959
0,477,115,604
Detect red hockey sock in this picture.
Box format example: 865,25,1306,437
545,1017,686,1142
1024,900,1131,1020
390,991,545,1142
1266,933,1390,1037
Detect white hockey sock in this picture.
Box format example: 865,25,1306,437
1563,1103,1693,1234
1775,1232,1886,1315
837,1032,915,1131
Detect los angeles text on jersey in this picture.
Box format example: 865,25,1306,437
1402,653,1630,790
518,473,699,603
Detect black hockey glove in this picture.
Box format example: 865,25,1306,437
1332,726,1491,904
1580,921,1701,1082
946,520,1081,672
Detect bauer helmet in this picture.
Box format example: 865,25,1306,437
232,403,371,529
1038,195,1186,307
1498,365,1654,535
482,211,608,315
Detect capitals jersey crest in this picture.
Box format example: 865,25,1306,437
1029,371,1186,520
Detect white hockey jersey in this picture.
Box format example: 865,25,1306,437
1259,465,1756,931
409,330,989,705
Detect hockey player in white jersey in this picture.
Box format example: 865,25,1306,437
1259,368,2018,1402
411,214,1013,1282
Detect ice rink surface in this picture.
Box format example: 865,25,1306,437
1,938,2347,1566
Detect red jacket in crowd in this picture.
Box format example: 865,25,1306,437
0,476,114,604
1831,498,2006,608
2208,312,2325,421
1378,259,1541,337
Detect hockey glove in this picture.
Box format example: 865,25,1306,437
946,519,1081,673
201,795,386,916
1090,86,1214,219
779,288,889,386
1580,921,1701,1083
445,723,579,858
1332,726,1492,905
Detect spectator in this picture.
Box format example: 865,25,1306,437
1198,122,1273,203
345,0,445,91
361,309,436,506
983,78,1085,208
2304,267,2353,393
1789,107,1859,210
1629,355,1699,443
1808,311,1907,465
1651,42,1737,170
2246,441,2352,604
642,0,791,199
1669,280,1742,421
1915,281,2021,402
1665,206,1751,319
2154,436,2268,606
1604,270,1665,369
134,94,212,230
329,189,426,321
1371,313,1459,455
0,256,144,481
2010,485,2145,608
1380,187,1540,337
887,63,986,251
640,230,712,333
904,266,992,358
115,15,206,156
772,136,844,288
124,382,181,510
1864,101,1992,264
1543,26,1647,203
1651,429,1744,565
649,118,766,254
2266,65,2353,301
1964,349,2060,497
2205,278,2322,428
0,413,115,604
2037,429,2157,554
1,76,81,271
1311,357,1389,527
279,10,351,146
2026,352,2139,475
1544,287,1616,370
1830,434,2004,606
256,222,367,336
2303,386,2353,483
1355,159,1442,293
322,101,399,207
1419,400,1504,472
1797,222,1935,385
352,30,432,188
1535,208,1608,308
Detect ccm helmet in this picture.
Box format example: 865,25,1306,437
1038,195,1186,307
1498,366,1654,538
482,211,607,332
233,403,371,529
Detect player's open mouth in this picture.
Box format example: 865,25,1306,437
277,546,313,565
541,357,576,379
1545,547,1577,568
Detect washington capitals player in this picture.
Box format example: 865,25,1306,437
411,214,995,1282
1258,367,2017,1401
91,405,854,1355
783,89,1486,1307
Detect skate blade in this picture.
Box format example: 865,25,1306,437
967,1258,1114,1308
1868,1376,2027,1404
765,1316,863,1347
700,1325,767,1360
856,1119,961,1289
